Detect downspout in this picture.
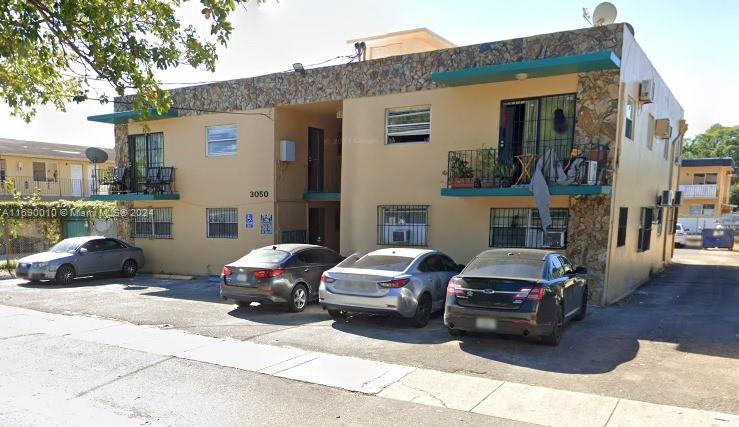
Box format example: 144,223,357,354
602,80,628,306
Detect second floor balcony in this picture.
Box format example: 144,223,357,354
442,143,611,197
678,184,718,199
90,166,179,201
0,176,91,200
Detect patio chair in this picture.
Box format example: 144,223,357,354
158,167,174,194
145,167,161,194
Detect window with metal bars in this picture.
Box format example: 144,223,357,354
499,94,576,163
281,230,307,244
617,207,628,247
129,133,164,193
207,208,238,239
489,208,569,249
377,205,428,246
385,106,431,144
133,208,172,239
637,207,653,252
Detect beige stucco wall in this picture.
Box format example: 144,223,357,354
127,110,277,275
274,103,341,250
678,165,735,218
605,28,684,304
340,74,579,264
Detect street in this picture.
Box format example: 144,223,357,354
1,249,738,426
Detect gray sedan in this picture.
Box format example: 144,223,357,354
220,244,344,312
319,248,462,327
16,236,145,285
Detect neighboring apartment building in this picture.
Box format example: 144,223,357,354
89,24,684,304
678,157,737,229
0,138,114,200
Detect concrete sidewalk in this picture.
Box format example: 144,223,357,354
1,304,736,427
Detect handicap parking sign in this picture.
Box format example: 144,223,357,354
245,214,254,229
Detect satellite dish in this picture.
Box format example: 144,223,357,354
592,2,617,26
85,147,109,164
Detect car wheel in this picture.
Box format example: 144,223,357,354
327,309,347,320
121,259,138,278
573,288,588,321
55,264,76,285
288,284,308,313
447,327,466,337
236,301,251,308
541,304,564,346
410,293,432,328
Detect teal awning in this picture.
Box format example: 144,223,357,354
87,108,179,124
303,192,340,202
89,193,180,201
431,51,621,86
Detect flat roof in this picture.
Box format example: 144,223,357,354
0,138,114,162
681,158,736,168
346,27,455,47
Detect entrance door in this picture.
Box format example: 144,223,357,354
309,207,326,246
308,127,324,192
499,103,526,163
128,133,163,192
70,164,83,197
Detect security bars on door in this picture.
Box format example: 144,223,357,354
377,205,429,246
489,208,569,249
207,208,238,239
133,208,172,239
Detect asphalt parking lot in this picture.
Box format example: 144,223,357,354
1,248,737,414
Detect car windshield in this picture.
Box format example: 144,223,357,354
49,239,82,253
464,257,544,279
340,254,414,272
238,249,290,264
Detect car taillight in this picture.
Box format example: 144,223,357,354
221,266,233,276
378,278,410,288
446,277,467,297
321,273,335,283
253,268,285,279
514,286,545,301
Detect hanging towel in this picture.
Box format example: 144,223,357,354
529,164,552,231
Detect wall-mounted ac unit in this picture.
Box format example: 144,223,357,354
280,140,296,162
672,190,683,206
392,229,411,243
544,231,565,248
656,190,672,206
654,119,671,139
639,79,655,103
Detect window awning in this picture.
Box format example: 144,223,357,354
87,108,179,124
431,50,621,87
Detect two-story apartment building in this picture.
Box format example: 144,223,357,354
678,158,736,229
0,138,114,200
89,24,684,305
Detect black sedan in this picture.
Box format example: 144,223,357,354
443,249,587,345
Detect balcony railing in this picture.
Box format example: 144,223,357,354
446,143,609,189
678,184,718,199
93,166,177,196
0,176,90,198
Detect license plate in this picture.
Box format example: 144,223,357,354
475,318,497,330
236,273,247,282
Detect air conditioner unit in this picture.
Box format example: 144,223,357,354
672,190,683,206
657,190,671,206
639,79,655,103
391,229,411,243
654,119,671,139
544,231,565,248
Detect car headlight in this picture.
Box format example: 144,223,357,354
32,262,49,269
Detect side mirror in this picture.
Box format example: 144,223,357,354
574,266,587,275
78,247,88,255
457,264,465,273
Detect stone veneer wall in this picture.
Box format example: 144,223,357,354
569,69,621,304
113,123,133,241
113,24,623,113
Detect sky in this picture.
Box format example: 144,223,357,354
2,0,738,148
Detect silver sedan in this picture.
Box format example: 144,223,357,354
319,248,462,327
15,236,145,285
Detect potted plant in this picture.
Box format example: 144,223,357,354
447,154,474,188
495,162,514,188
